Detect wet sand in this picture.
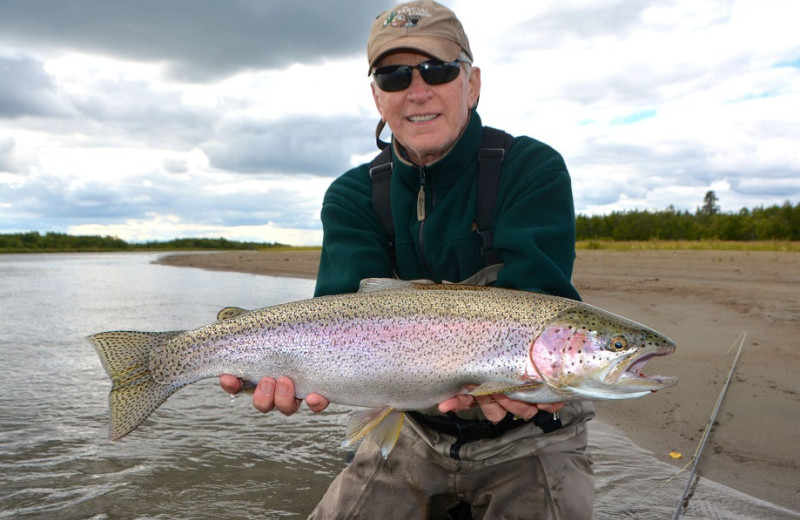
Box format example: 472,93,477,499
155,249,800,510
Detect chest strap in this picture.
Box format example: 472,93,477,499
368,145,395,270
369,126,513,271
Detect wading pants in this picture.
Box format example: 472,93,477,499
308,408,594,520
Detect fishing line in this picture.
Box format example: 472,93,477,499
672,331,747,519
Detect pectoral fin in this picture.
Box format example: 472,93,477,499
344,406,405,459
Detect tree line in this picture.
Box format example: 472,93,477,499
577,200,799,241
0,232,288,253
2,196,797,253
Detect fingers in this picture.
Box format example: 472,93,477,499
253,376,302,416
438,394,478,414
222,375,328,415
219,374,243,394
476,396,565,423
474,393,528,423
535,402,565,415
481,393,541,422
441,392,540,423
305,393,331,413
440,387,566,424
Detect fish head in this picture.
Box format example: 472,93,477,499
527,303,677,399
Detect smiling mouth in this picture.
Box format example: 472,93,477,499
408,114,438,123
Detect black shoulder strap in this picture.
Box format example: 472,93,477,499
475,126,514,266
369,126,513,270
369,145,396,267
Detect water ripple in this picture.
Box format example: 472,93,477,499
1,254,797,519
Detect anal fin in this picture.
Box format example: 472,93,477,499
344,406,405,459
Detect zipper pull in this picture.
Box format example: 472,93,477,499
416,185,426,221
416,168,426,221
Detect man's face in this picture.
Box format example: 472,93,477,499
371,51,481,166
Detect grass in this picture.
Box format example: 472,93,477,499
257,245,322,252
576,240,800,252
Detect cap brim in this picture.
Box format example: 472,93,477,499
368,36,463,74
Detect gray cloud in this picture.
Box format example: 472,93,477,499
569,136,715,210
574,138,707,179
0,169,325,233
0,137,16,172
4,175,153,221
0,0,394,81
496,0,652,56
729,175,800,199
0,56,72,118
201,115,377,175
500,0,733,54
163,158,188,174
3,58,377,178
1,1,796,243
184,188,324,230
70,78,215,148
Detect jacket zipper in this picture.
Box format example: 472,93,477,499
416,166,437,280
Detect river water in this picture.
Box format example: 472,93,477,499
0,253,797,519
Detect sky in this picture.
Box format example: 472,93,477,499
1,0,798,245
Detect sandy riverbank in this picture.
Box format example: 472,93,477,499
155,249,800,510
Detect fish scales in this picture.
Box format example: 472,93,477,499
89,279,677,453
152,286,566,409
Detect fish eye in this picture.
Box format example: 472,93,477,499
607,335,629,352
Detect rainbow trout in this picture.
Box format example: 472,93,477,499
88,279,677,456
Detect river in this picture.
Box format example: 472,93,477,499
0,253,796,519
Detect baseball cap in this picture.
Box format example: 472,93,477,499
367,1,473,74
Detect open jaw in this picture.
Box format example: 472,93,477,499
616,352,678,390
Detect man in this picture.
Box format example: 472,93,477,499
221,2,594,518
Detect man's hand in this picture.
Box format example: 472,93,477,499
438,385,563,423
219,375,330,415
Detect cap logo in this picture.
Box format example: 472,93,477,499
383,7,432,28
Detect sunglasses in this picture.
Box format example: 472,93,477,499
372,59,465,92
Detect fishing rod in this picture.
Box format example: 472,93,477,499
672,331,747,519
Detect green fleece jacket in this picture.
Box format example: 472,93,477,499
314,111,580,301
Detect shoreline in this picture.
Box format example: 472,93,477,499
155,249,800,511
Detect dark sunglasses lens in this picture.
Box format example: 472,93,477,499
374,61,462,91
374,65,412,92
419,62,461,85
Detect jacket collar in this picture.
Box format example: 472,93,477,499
391,110,483,188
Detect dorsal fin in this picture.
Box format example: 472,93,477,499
216,306,249,321
357,278,431,293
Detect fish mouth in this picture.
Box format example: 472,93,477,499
615,351,678,390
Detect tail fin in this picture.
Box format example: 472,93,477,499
88,330,185,440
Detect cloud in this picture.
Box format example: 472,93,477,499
0,55,72,118
201,115,376,175
0,0,394,81
163,158,188,174
1,0,799,244
511,0,652,47
64,72,217,149
68,216,324,246
1,167,331,239
0,137,16,172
